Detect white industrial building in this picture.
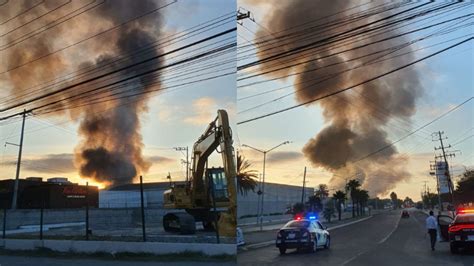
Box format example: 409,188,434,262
99,181,313,219
237,182,314,218
99,182,182,208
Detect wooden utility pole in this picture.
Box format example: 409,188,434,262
11,109,27,210
301,167,307,204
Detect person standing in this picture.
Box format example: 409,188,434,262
426,211,438,251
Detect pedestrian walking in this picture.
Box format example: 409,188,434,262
426,211,438,251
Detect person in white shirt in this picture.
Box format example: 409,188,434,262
425,211,438,251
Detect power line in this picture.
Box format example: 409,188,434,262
237,2,450,71
0,0,178,76
0,0,44,25
0,12,234,112
1,0,104,50
238,11,472,84
452,135,474,147
353,97,473,163
237,37,473,125
0,27,236,116
0,0,70,37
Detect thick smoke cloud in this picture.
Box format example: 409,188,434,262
253,0,423,196
2,0,166,185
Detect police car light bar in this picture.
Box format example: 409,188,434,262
458,208,474,214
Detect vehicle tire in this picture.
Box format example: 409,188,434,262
324,236,330,249
279,247,286,255
450,243,458,254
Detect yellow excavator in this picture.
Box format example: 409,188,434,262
162,109,236,237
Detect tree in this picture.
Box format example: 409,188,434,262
292,202,305,215
454,169,474,205
307,195,322,212
236,153,258,195
390,192,398,209
315,184,329,199
346,179,361,218
422,192,439,209
323,205,335,223
333,190,346,221
403,196,414,208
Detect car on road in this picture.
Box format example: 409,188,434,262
448,208,474,254
275,217,330,255
401,210,409,218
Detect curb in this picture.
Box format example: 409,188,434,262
0,239,236,256
239,215,374,251
238,218,292,227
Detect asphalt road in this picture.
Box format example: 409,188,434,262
237,210,474,266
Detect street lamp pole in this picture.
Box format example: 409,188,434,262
242,141,290,230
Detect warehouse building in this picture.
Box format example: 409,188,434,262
99,181,185,208
99,179,313,218
0,177,98,209
237,182,314,218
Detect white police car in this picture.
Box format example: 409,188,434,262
276,214,330,255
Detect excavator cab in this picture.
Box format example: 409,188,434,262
206,167,229,205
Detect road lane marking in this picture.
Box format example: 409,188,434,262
341,250,369,265
378,214,401,244
327,216,373,231
342,212,401,265
240,240,275,250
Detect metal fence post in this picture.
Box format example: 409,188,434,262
140,175,146,242
2,208,6,239
40,202,44,240
86,182,89,240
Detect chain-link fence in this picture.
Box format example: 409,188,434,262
1,178,234,244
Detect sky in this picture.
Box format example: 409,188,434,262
0,0,237,188
235,0,473,201
0,1,472,202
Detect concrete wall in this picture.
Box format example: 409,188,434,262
237,182,314,218
0,208,167,230
0,239,236,256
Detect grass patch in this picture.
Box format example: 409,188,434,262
0,248,235,262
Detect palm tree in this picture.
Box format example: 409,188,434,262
390,191,398,210
315,184,329,199
346,179,361,218
307,195,322,212
333,190,346,221
236,153,258,195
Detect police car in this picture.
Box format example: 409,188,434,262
276,213,330,255
448,207,474,254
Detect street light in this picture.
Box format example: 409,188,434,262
242,140,291,230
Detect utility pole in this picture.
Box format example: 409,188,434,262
301,167,307,204
174,147,189,182
432,131,457,210
237,8,253,25
10,109,27,210
429,159,443,211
